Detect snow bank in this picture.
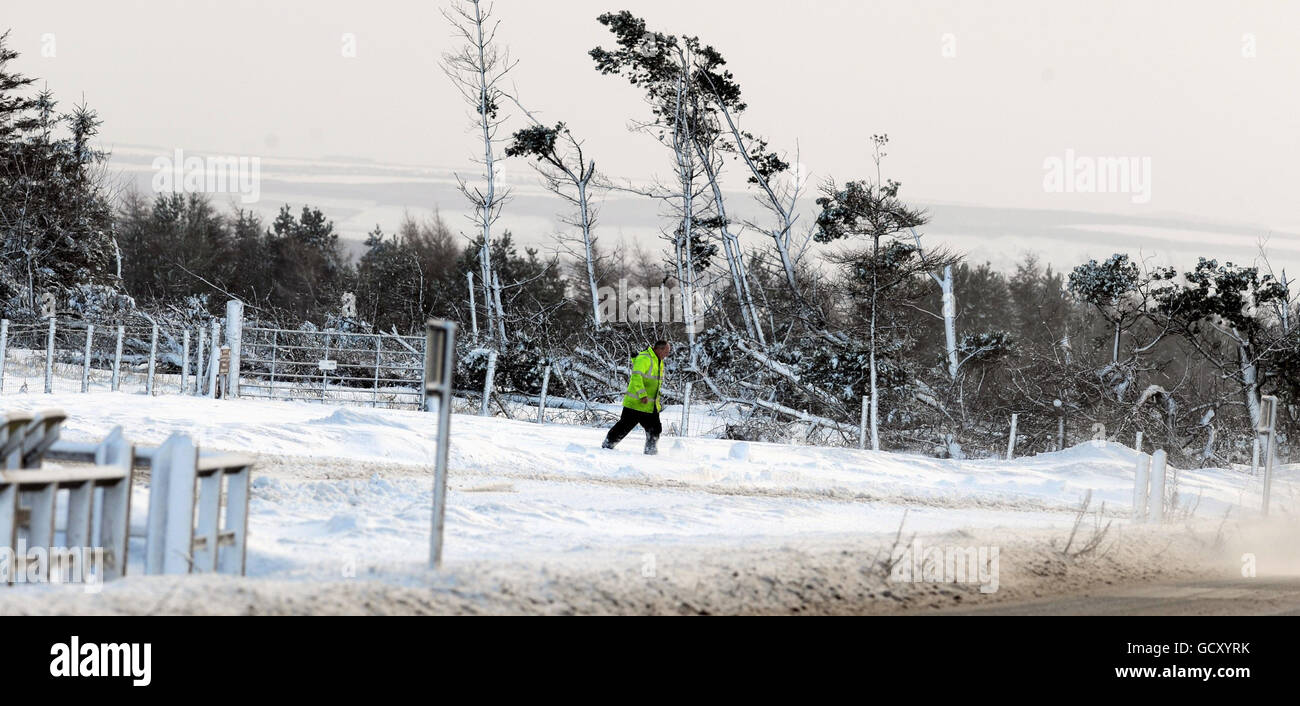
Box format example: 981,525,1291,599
1,391,1292,584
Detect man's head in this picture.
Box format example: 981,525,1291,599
652,340,672,359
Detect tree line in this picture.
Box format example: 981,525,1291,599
2,14,1296,467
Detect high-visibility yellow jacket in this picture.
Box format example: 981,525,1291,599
623,347,664,413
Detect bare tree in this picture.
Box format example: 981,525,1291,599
442,0,516,344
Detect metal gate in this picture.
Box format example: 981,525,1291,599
238,327,427,410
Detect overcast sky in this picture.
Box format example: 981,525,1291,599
5,0,1299,272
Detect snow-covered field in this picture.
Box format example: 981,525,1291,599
1,389,1294,613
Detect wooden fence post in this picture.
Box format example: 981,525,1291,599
1148,450,1167,523
181,330,190,394
111,326,124,392
44,318,55,394
1006,413,1019,460
207,320,221,399
81,324,94,393
859,396,869,450
1132,453,1149,523
681,382,693,438
146,433,198,575
146,325,158,395
225,300,244,398
537,365,551,424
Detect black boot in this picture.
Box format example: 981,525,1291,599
602,438,616,450
644,436,659,456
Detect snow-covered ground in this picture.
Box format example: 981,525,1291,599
2,390,1293,588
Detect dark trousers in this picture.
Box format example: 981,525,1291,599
604,406,662,451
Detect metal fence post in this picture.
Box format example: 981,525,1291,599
480,349,497,417
146,324,158,395
44,318,55,394
181,329,190,394
225,300,244,398
537,365,551,424
111,325,124,392
425,320,457,569
0,319,8,394
81,324,94,393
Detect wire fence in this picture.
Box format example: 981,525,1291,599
238,326,426,410
0,318,215,398
6,315,1234,454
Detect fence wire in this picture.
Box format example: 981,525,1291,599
238,326,426,410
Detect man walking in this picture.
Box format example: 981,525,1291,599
602,340,671,455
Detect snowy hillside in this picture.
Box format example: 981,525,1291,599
2,392,1290,584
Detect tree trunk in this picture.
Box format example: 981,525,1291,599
472,0,498,343
578,177,601,328
869,232,880,451
942,265,958,379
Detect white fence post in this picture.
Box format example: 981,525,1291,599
81,324,94,393
225,300,244,398
146,324,158,395
480,349,497,417
1006,413,1019,460
1056,401,1066,451
111,325,124,392
94,427,134,581
1132,453,1150,523
321,332,331,400
419,333,428,412
44,318,55,394
207,320,221,399
146,433,198,575
0,319,8,394
1134,431,1143,453
1260,395,1278,517
195,327,205,396
217,460,252,575
536,364,551,424
0,480,13,580
859,395,869,450
193,455,223,572
1148,450,1167,523
181,329,190,394
681,382,693,438
371,335,382,408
